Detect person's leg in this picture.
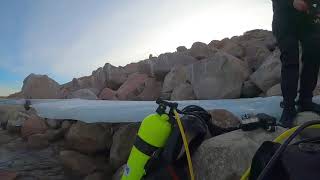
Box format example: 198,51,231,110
298,18,320,112
272,0,300,127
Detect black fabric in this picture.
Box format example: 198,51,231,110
249,141,288,180
249,141,320,180
144,113,209,180
272,0,320,105
134,136,159,157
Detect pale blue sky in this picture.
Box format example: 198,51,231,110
0,0,273,96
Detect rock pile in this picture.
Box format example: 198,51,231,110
10,29,311,101
0,105,122,179
4,29,320,180
1,105,319,180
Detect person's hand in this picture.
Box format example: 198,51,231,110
293,0,309,12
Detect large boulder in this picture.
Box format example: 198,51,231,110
189,42,217,60
193,127,286,180
176,46,188,53
65,121,113,154
62,63,128,93
21,115,48,138
67,89,98,100
116,73,149,100
147,52,197,80
99,87,117,100
161,66,189,99
242,43,272,71
124,63,139,75
266,83,282,97
60,78,81,97
208,109,241,129
250,49,281,92
116,73,161,101
88,88,100,96
230,30,277,71
60,150,97,177
21,74,61,99
233,29,277,51
109,123,139,170
185,51,250,99
102,63,128,90
90,66,108,91
0,105,31,133
171,83,196,100
136,78,162,101
241,80,262,98
208,40,221,49
215,38,245,59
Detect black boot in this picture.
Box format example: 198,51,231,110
297,100,320,114
279,102,297,128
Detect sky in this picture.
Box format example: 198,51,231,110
0,0,273,96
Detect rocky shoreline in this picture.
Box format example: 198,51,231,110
2,29,320,180
1,104,319,180
8,29,304,102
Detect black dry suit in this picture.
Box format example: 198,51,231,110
272,0,320,107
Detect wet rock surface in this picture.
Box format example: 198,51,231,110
0,130,67,180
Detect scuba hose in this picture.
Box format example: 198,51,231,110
257,120,320,180
240,121,320,180
173,109,195,180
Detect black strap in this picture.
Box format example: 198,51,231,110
134,136,159,157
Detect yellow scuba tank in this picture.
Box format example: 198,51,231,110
121,112,172,180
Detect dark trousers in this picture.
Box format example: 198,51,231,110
272,0,320,107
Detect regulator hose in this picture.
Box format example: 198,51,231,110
241,121,320,180
257,120,320,180
173,109,195,180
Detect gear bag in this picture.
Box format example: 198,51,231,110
249,121,320,180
